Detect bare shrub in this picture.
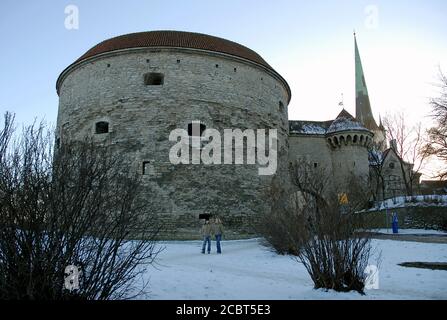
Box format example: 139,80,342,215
259,160,376,294
0,112,162,300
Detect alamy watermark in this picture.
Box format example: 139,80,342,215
364,4,379,30
64,265,82,291
364,264,379,290
169,122,278,176
65,5,79,30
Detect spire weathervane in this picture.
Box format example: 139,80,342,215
338,93,344,107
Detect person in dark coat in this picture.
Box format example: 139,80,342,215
211,217,224,254
201,219,212,254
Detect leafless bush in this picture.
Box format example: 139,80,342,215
259,161,376,294
0,112,162,300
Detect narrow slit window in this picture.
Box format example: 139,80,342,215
279,101,284,113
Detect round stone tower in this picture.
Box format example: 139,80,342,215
56,31,291,239
326,109,373,190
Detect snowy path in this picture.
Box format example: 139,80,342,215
142,238,447,300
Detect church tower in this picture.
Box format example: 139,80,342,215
354,33,386,150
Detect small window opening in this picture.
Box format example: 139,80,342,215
95,121,109,134
142,161,155,175
177,59,181,63
55,137,60,148
107,63,111,68
144,73,164,85
234,67,237,72
146,59,150,63
279,101,284,113
313,162,318,168
389,162,395,169
187,122,206,136
215,64,219,68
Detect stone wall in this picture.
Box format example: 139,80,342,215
288,132,371,192
362,206,447,231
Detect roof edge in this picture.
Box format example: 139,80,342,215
56,46,291,103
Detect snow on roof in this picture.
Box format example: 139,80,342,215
326,110,370,134
326,118,368,134
289,109,371,136
289,120,331,135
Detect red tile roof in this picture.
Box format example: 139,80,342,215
76,30,272,69
57,31,291,101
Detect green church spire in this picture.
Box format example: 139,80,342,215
355,33,378,130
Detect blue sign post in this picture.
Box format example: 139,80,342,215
391,213,399,234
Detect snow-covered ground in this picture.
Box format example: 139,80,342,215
143,237,447,300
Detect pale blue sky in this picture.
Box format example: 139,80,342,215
1,0,446,127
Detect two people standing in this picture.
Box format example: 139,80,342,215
201,216,224,254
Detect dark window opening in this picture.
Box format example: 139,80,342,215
95,121,109,134
188,122,206,136
279,101,284,113
146,59,150,63
234,67,237,72
107,63,111,68
55,137,60,148
177,59,181,63
313,162,318,168
144,73,164,85
215,64,219,68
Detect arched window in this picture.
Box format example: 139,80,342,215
95,121,109,134
353,135,358,143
